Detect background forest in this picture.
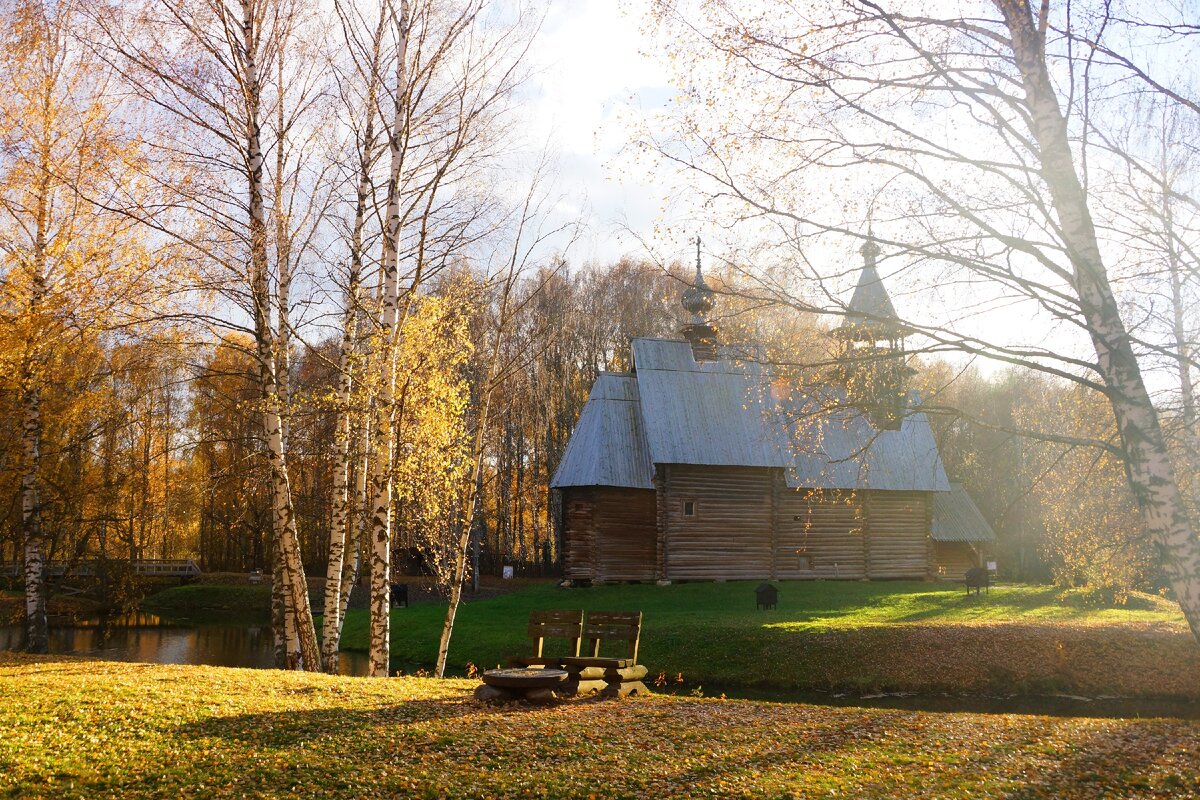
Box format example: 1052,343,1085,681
0,255,1172,596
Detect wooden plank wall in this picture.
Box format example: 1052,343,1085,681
933,542,980,581
776,487,866,580
595,488,657,581
864,491,931,579
663,465,773,580
563,487,658,581
562,488,596,580
566,473,936,582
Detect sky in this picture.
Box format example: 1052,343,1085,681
503,0,1195,399
517,0,684,267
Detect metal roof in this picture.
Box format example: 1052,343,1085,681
782,391,949,491
550,373,654,489
932,483,997,542
553,338,949,492
632,339,786,468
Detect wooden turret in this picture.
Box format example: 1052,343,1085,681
681,237,719,362
833,231,914,430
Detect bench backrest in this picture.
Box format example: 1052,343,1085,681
582,610,642,663
527,609,584,658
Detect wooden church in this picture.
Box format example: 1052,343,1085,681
551,239,995,583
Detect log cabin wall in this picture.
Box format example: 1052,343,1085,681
663,465,774,580
776,486,867,580
594,487,657,581
562,488,597,581
933,541,981,581
863,491,932,579
562,487,657,582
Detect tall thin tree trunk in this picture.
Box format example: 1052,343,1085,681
323,7,387,674
339,412,373,625
367,0,411,678
241,0,320,671
1160,164,1199,502
999,0,1200,641
21,375,47,654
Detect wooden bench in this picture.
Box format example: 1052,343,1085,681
560,611,649,697
505,609,583,668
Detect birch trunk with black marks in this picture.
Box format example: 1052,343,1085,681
21,370,47,654
367,0,410,678
322,305,359,673
323,5,388,674
339,412,373,624
270,542,287,667
997,0,1200,641
241,0,320,671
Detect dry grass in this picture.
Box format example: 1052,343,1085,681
2,653,1199,799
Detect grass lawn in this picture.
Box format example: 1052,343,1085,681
339,581,1200,697
141,584,272,619
2,652,1198,799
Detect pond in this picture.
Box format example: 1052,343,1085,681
5,616,1200,720
0,613,371,676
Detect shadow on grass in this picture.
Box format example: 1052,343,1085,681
175,698,483,749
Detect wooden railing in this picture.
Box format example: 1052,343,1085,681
0,559,201,579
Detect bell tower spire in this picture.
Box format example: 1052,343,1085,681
833,230,913,430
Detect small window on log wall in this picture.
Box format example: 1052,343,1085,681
797,554,813,571
682,499,696,518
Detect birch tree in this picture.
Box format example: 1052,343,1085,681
355,0,540,677
436,157,580,677
646,0,1200,639
0,0,161,652
93,0,325,668
320,0,391,675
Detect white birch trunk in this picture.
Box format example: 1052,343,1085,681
435,399,490,677
367,0,411,678
340,411,373,623
323,8,388,675
241,0,320,671
21,375,47,653
323,321,357,673
998,0,1200,642
270,543,288,667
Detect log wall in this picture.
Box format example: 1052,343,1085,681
864,492,931,579
562,487,657,582
595,488,657,581
933,541,981,581
562,488,596,581
776,487,866,580
663,465,773,580
564,471,936,582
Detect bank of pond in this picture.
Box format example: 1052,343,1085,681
3,580,1199,717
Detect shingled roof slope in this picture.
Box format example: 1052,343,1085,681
932,482,997,542
550,373,654,489
552,339,949,491
846,261,899,323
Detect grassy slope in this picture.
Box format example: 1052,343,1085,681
339,582,1199,696
2,653,1198,799
141,584,272,618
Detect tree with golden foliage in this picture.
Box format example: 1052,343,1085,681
0,0,163,652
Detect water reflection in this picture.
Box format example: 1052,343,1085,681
0,615,369,675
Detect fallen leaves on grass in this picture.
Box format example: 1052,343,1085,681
2,653,1199,799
